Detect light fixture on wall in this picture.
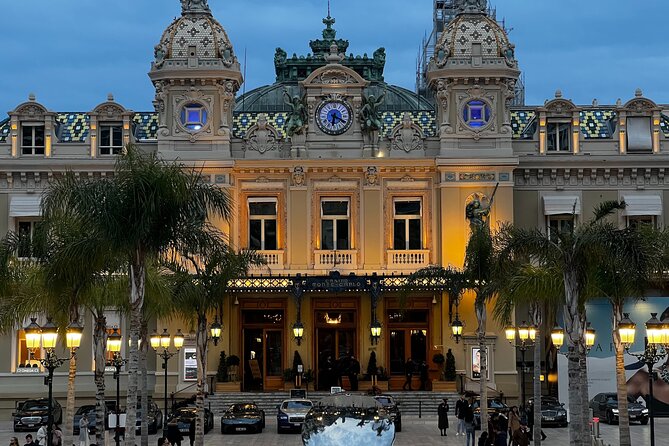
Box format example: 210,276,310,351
292,321,305,346
210,316,222,346
451,314,464,344
370,320,382,345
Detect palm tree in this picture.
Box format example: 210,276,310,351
41,146,232,446
591,220,665,446
496,201,627,446
167,244,264,446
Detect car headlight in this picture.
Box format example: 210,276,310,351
558,410,567,416
612,409,619,414
642,409,649,414
278,414,288,420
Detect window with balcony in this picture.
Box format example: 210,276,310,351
546,121,571,152
21,125,45,155
393,199,422,250
321,199,349,250
100,124,123,155
248,199,277,251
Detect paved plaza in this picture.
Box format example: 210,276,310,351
2,417,667,446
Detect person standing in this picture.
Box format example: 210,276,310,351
402,357,414,391
24,435,36,446
437,398,449,436
36,426,47,446
166,421,183,446
463,401,476,446
10,438,19,446
52,425,63,446
188,419,195,446
419,361,429,391
348,355,360,391
78,415,90,446
455,394,468,436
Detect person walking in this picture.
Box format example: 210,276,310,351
463,401,476,446
348,355,360,391
511,422,530,446
188,419,195,446
437,398,449,436
419,361,429,391
455,394,468,436
478,432,489,446
78,415,90,446
508,406,521,446
10,438,19,446
166,421,183,446
24,435,36,446
52,425,63,446
35,426,47,446
402,357,414,391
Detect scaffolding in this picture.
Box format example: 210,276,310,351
416,0,525,106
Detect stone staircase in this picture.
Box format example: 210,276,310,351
207,391,459,417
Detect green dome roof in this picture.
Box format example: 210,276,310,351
235,81,434,114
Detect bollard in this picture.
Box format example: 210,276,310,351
419,401,422,418
592,417,600,438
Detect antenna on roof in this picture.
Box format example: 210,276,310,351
328,0,331,17
242,47,247,111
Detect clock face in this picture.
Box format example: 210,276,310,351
317,101,353,135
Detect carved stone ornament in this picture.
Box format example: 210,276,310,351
181,0,210,13
365,166,379,186
314,68,356,85
292,166,306,187
624,98,658,114
244,114,280,154
173,88,213,142
390,113,424,153
458,0,487,13
94,102,125,120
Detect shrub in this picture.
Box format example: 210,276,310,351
216,351,228,382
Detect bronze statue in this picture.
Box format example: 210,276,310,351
360,91,386,133
283,90,308,137
466,183,499,227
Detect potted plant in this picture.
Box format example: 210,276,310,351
303,369,314,391
216,351,229,382
433,349,458,392
445,349,456,381
226,355,241,382
216,354,242,392
433,353,446,380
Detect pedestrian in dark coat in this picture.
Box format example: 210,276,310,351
348,356,360,391
188,419,195,446
437,398,449,436
402,358,414,391
419,361,429,390
166,422,183,446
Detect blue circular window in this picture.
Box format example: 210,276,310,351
180,103,208,131
462,100,492,129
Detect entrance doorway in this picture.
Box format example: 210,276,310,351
241,310,284,391
314,309,358,391
387,309,429,379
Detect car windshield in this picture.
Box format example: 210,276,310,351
76,407,95,415
374,397,394,406
232,404,257,412
489,401,505,409
22,401,49,411
282,401,312,410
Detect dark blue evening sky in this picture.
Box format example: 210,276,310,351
1,0,667,114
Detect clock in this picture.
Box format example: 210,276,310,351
316,100,353,135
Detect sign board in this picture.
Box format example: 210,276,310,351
330,386,343,395
305,276,368,293
107,413,126,429
249,359,262,380
291,389,307,399
184,348,197,381
297,365,304,373
471,347,489,380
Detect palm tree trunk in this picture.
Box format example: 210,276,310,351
563,269,586,446
140,321,149,446
125,256,146,446
612,304,631,446
475,297,488,434
65,355,77,446
531,304,543,445
195,314,208,446
92,314,107,446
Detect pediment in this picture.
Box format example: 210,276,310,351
92,101,129,121
543,98,578,115
623,97,660,114
13,101,49,118
302,64,368,88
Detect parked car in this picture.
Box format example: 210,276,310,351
135,400,163,434
589,392,648,425
527,396,568,427
373,395,402,432
169,406,215,434
221,403,265,434
73,405,97,435
471,399,509,430
276,399,313,433
13,399,62,432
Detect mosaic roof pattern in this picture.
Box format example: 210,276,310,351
661,114,669,137
133,113,159,140
232,111,437,140
159,15,232,59
0,118,9,143
510,110,535,139
56,113,89,142
437,14,510,58
580,110,616,139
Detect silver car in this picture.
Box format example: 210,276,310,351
277,399,313,433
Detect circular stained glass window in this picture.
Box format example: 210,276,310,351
462,100,492,129
180,103,208,132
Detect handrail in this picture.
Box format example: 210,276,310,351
459,373,504,400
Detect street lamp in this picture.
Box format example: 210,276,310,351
23,318,83,446
618,313,669,446
210,317,222,346
150,328,184,438
292,321,305,346
451,315,464,344
106,327,127,446
370,320,382,345
505,321,537,409
550,323,596,353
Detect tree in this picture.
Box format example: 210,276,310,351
495,201,627,446
41,146,232,446
167,244,263,446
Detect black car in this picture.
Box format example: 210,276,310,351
373,395,402,432
73,405,97,435
221,403,265,434
13,399,63,432
527,396,568,427
471,399,509,430
135,401,163,434
589,393,649,425
169,406,215,434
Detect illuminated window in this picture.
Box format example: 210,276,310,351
180,103,208,132
547,121,572,152
321,199,349,250
393,199,422,250
248,198,277,250
21,125,45,155
100,124,123,155
462,100,491,129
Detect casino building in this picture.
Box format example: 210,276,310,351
0,0,668,408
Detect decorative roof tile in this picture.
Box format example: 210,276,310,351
132,113,159,140
56,113,90,142
511,110,535,139
661,114,669,137
0,118,9,143
580,110,616,139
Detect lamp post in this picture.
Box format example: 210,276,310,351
210,317,222,346
150,328,184,438
106,328,127,446
550,323,596,353
370,320,382,345
505,321,537,409
617,312,668,446
451,313,464,344
24,318,83,446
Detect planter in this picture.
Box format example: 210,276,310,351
431,381,457,392
215,382,241,392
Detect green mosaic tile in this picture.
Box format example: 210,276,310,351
511,110,535,139
0,118,9,143
580,109,616,139
56,113,90,142
133,113,159,140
